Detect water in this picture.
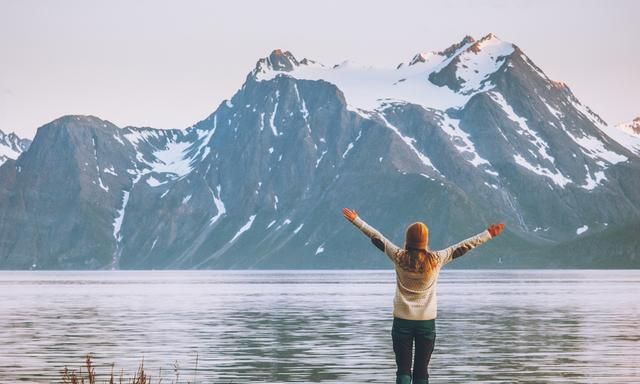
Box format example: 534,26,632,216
1,270,639,383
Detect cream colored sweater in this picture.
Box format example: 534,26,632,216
352,216,492,320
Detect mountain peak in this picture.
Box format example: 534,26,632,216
268,49,299,70
439,35,476,57
408,52,431,66
404,35,476,68
252,49,314,79
480,32,498,41
48,115,115,127
616,116,640,137
466,33,510,54
407,34,505,66
427,33,515,95
4,34,640,270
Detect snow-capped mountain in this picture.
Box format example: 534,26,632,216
253,35,515,112
617,117,640,137
1,34,639,269
0,129,31,165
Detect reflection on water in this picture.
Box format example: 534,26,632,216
0,270,639,383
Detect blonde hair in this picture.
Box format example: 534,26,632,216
397,248,438,277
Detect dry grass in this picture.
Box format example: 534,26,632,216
61,355,201,384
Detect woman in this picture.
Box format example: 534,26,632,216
342,208,504,384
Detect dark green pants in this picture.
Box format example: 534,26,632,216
392,317,436,384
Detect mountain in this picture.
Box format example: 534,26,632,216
616,117,640,137
0,129,31,166
1,34,639,269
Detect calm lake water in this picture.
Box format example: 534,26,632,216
1,270,639,383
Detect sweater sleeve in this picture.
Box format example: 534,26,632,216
436,230,493,266
351,216,403,263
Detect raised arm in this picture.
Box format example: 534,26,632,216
342,208,402,263
437,223,504,266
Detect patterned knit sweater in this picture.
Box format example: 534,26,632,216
352,216,493,320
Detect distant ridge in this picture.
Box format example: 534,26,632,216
0,129,31,166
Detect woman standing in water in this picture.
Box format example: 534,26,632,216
342,208,504,384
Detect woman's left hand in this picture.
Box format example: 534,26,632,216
488,223,505,237
342,208,358,222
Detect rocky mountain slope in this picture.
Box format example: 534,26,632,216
1,34,639,269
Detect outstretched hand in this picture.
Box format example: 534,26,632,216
488,223,505,237
342,208,358,222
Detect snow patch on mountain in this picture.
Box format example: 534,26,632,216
124,128,195,177
316,150,328,168
541,98,564,120
254,35,516,113
576,225,588,235
437,113,492,169
543,97,630,170
151,141,192,176
489,92,557,163
104,166,117,176
488,92,572,187
230,215,256,243
208,185,226,225
123,128,161,146
599,125,640,156
0,143,21,163
567,99,634,159
377,111,440,174
90,137,110,192
98,178,109,192
275,218,292,230
565,129,627,164
113,173,144,243
580,166,606,190
146,175,165,187
342,143,354,158
293,83,311,131
113,190,131,241
194,114,218,155
513,154,571,187
269,91,281,136
449,34,515,94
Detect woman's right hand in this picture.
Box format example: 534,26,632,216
342,208,358,222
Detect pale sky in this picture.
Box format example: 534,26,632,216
1,0,638,138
